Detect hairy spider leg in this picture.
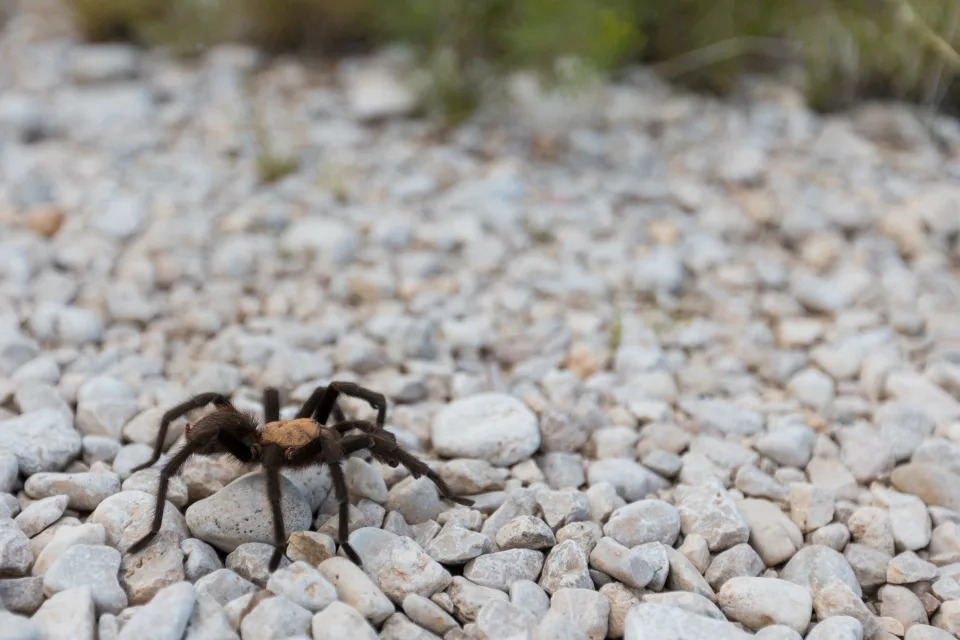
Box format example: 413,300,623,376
311,382,386,428
262,446,288,571
132,392,233,473
340,433,473,507
263,387,280,423
128,423,254,554
295,385,346,423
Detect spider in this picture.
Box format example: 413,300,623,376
127,381,473,570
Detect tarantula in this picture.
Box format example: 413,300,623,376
128,382,473,570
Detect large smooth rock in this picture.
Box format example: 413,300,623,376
431,393,541,466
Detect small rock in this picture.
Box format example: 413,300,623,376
780,545,862,598
643,592,723,620
634,542,670,591
32,522,106,576
90,490,188,553
24,472,120,511
805,616,863,640
121,531,185,604
75,376,138,439
425,524,490,564
676,480,750,552
0,520,31,575
265,561,336,612
475,599,538,639
42,544,126,614
624,603,752,640
348,527,451,603
193,568,257,606
402,593,458,635
116,581,195,640
226,542,285,587
183,590,235,640
239,595,312,640
705,543,766,591
719,577,812,634
0,410,81,474
379,612,443,640
15,495,68,537
887,551,939,584
738,498,804,566
181,538,223,581
539,539,592,595
387,476,444,525
891,463,960,511
0,611,39,640
550,588,610,640
812,579,879,638
0,576,43,613
511,579,550,620
447,575,509,622
464,548,544,593
587,460,669,502
665,546,715,601
603,500,680,547
431,393,540,466
31,586,95,640
601,582,642,638
589,537,653,589
495,516,556,550
184,473,311,552
318,557,394,624
844,543,892,590
311,601,378,640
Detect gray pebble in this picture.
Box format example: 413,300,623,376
0,611,40,640
0,518,31,575
379,612,443,640
226,542,286,587
624,603,752,640
431,393,540,466
32,585,96,640
387,477,444,525
589,537,653,589
90,490,188,553
665,546,715,601
550,588,609,640
194,569,258,607
33,522,106,576
24,471,120,511
265,561,336,612
603,500,680,547
718,576,812,634
239,595,312,640
311,601,378,640
447,576,508,622
0,576,43,613
705,543,765,591
185,473,311,552
475,599,538,638
676,480,750,552
42,544,126,614
117,581,195,640
181,538,224,581
586,459,669,503
0,410,82,474
15,494,68,537
495,515,556,550
537,489,590,531
780,545,862,599
464,547,545,593
540,539,593,595
402,593,459,635
318,557,394,624
348,527,451,603
805,615,863,640
634,542,670,591
510,579,550,620
121,530,185,604
425,524,490,564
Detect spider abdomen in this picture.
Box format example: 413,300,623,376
260,418,320,447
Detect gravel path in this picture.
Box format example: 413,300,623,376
3,3,960,640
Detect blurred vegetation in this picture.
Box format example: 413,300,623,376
63,0,960,118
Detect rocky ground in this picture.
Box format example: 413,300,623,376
3,3,960,640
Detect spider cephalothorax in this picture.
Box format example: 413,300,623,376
128,382,472,570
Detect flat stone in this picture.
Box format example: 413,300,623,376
265,561,336,612
184,472,311,552
431,393,540,466
402,593,458,636
447,575,509,622
42,544,126,614
539,539,592,595
603,500,680,547
587,460,669,503
15,494,68,537
780,545,862,598
887,550,939,584
90,490,188,553
311,601,379,639
239,594,312,640
0,410,81,474
718,577,812,634
348,527,451,603
194,569,258,607
31,586,95,640
624,603,752,640
424,523,491,564
589,537,653,589
665,545,715,601
676,480,750,552
550,588,609,640
116,581,195,640
705,543,765,591
24,472,120,511
318,557,394,624
891,463,960,511
121,530,185,604
737,498,804,566
33,522,106,576
495,515,556,550
0,576,43,613
464,548,544,593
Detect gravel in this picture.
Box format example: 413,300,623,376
4,5,960,637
